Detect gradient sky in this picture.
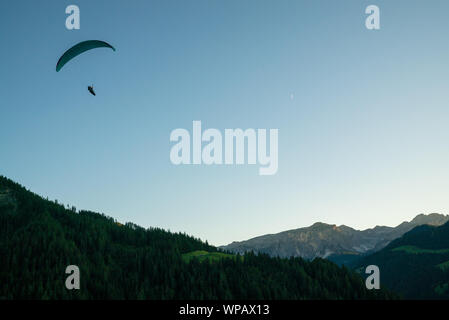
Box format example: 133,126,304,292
2,0,449,246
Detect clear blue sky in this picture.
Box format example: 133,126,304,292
2,0,449,245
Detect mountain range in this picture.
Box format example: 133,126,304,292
221,214,449,264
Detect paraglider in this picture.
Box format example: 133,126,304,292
56,40,115,96
88,85,96,96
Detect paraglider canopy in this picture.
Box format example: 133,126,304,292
56,40,115,72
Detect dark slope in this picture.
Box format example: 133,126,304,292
0,176,395,300
352,222,449,299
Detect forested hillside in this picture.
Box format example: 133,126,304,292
0,176,395,300
353,222,449,299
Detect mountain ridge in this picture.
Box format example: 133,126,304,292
221,213,449,262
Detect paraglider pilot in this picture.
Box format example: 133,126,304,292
88,85,96,96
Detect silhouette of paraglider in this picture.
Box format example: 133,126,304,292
56,40,115,96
